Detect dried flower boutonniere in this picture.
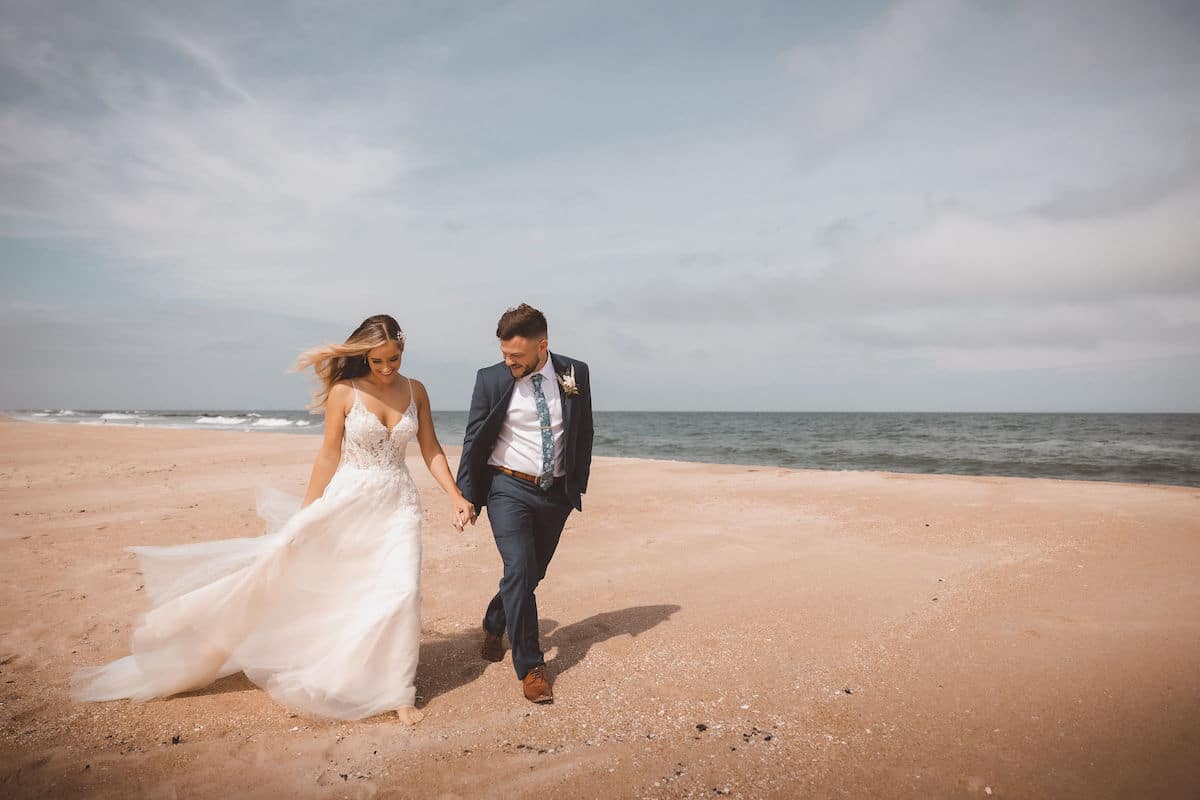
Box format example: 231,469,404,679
557,365,580,397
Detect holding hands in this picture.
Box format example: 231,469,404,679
450,493,477,532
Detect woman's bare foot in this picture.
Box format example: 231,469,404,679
396,706,424,725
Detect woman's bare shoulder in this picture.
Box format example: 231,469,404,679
328,381,356,406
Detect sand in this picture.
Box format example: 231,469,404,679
1,416,1198,799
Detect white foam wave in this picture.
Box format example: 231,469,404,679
195,416,249,425
32,412,51,417
251,418,294,427
57,410,78,416
295,420,312,427
101,413,143,420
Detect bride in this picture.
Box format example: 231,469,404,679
72,314,475,724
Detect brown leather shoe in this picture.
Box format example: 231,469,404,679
481,627,505,663
522,664,553,704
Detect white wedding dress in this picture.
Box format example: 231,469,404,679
73,380,423,719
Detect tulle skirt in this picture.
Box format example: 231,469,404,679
73,466,423,719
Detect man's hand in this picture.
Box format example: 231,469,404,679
451,494,477,532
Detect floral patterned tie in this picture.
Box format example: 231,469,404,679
531,374,554,490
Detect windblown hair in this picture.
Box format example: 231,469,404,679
496,303,548,340
294,314,405,410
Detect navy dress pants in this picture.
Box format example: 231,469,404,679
483,472,573,679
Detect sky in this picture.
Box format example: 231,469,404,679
1,0,1198,412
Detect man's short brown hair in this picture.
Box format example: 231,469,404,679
496,303,548,340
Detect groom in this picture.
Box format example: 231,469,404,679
456,303,594,704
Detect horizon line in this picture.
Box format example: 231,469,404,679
7,408,1200,416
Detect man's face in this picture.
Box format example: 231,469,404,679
500,335,548,379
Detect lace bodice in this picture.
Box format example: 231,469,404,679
339,380,419,473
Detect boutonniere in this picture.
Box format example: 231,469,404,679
557,366,580,397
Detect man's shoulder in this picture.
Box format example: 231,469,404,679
550,353,588,373
478,361,508,377
476,362,511,388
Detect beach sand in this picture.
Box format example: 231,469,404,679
1,417,1198,799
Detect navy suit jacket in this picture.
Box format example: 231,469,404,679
456,353,593,512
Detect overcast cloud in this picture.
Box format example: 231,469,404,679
2,0,1197,411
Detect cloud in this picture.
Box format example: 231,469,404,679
587,173,1200,371
569,0,1200,375
830,300,1200,352
605,328,652,360
785,0,1200,171
2,1,1198,411
143,20,257,104
0,295,495,410
0,4,420,315
785,0,967,140
814,216,858,251
1033,164,1200,221
838,185,1200,306
1010,0,1200,86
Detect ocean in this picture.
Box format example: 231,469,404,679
8,409,1199,488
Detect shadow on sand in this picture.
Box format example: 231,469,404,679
416,603,681,706
163,604,681,710
175,671,259,699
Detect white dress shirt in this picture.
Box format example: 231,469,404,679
488,355,566,478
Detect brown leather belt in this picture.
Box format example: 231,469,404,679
491,465,541,485
492,465,566,490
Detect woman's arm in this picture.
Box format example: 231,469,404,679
301,383,350,507
412,379,476,529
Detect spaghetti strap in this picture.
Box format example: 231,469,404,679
405,377,416,413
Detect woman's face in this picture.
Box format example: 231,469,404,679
366,341,402,383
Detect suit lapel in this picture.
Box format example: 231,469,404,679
482,366,515,444
494,368,516,414
551,352,575,447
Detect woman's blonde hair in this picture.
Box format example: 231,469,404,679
294,314,405,410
